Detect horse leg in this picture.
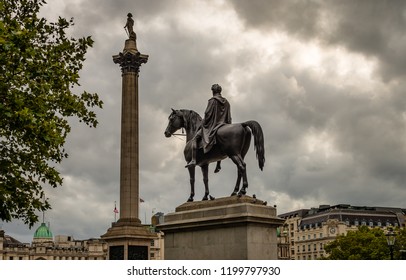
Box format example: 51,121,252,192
231,168,242,196
187,166,195,202
214,161,221,173
238,131,251,195
239,166,248,196
229,155,247,196
201,164,211,200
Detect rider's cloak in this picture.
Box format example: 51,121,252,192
201,94,232,153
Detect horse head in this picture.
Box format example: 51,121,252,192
164,108,184,137
164,109,202,139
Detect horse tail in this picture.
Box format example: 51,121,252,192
242,121,265,171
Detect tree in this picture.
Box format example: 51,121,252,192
393,227,406,260
0,0,103,227
323,226,406,260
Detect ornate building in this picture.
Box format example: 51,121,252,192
0,222,107,260
277,204,405,260
1,218,164,260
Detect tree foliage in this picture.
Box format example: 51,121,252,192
393,227,406,260
0,0,103,227
324,226,406,260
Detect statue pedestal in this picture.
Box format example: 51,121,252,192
101,219,156,260
157,195,284,260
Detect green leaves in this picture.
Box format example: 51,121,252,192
323,226,406,260
0,0,103,227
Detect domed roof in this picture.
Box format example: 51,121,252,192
33,222,53,239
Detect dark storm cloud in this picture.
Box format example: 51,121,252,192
53,0,255,230
4,0,406,243
226,0,406,202
229,0,406,81
224,42,406,209
228,0,323,38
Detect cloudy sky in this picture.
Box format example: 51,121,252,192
3,0,406,243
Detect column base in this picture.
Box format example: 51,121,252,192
101,220,156,260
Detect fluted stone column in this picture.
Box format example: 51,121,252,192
113,39,148,224
101,30,155,260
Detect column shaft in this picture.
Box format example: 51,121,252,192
119,72,140,223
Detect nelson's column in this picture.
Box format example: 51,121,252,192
101,13,155,260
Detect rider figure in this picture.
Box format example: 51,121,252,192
185,84,232,169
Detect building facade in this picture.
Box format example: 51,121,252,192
1,220,164,260
0,228,107,260
277,204,405,260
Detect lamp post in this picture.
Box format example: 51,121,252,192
400,249,406,260
282,229,289,259
385,227,396,260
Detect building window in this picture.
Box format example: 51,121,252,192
320,243,323,250
319,233,323,238
369,221,374,227
313,234,316,239
308,244,311,251
354,220,359,226
308,234,311,240
151,240,155,246
302,245,305,252
361,220,366,226
302,236,305,240
345,220,350,226
377,221,382,227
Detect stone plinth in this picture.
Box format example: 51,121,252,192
101,220,156,260
157,195,284,260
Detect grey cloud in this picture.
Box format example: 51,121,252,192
229,0,406,81
4,0,406,243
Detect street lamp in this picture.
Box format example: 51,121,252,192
282,228,291,259
385,227,396,260
400,249,406,260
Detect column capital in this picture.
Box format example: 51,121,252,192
113,51,149,74
113,39,148,74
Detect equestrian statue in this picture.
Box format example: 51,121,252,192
164,84,265,202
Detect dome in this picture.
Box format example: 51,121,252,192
33,222,53,239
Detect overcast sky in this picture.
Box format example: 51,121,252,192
3,0,406,243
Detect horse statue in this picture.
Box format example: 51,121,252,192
164,108,265,202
